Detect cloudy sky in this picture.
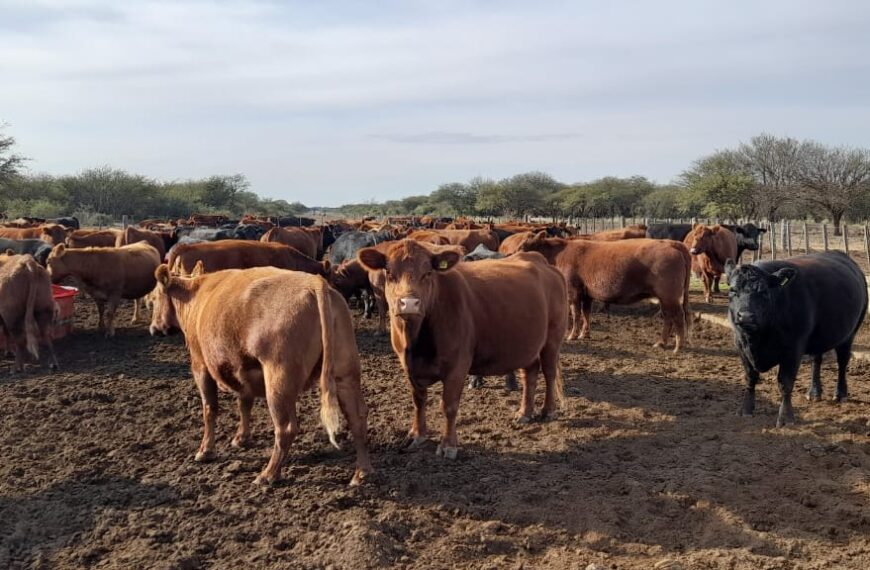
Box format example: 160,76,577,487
2,0,869,206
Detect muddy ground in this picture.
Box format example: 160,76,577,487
2,292,870,570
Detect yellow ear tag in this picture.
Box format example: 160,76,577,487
781,277,789,286
438,260,449,270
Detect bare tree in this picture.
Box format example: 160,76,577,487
737,133,803,221
0,124,27,187
798,142,870,235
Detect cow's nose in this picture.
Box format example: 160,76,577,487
689,247,698,255
396,297,422,316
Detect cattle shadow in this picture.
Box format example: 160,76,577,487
0,471,178,568
359,369,870,560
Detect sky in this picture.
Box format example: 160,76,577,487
1,0,869,207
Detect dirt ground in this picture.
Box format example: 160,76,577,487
2,291,870,570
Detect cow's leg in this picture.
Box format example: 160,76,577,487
834,341,853,402
504,371,519,392
437,374,464,459
540,345,561,420
104,297,120,338
193,366,219,462
566,303,579,341
516,365,538,423
702,273,713,303
806,354,823,402
739,352,761,417
231,394,255,448
578,297,593,339
775,357,800,427
404,382,428,449
43,337,58,371
670,301,686,353
95,299,106,331
257,368,300,485
11,338,25,373
374,289,388,336
713,273,722,294
362,290,374,319
654,303,674,350
335,374,374,486
130,298,140,323
468,375,484,389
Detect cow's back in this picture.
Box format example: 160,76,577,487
646,223,692,242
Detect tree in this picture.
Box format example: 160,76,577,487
737,133,802,221
0,124,27,188
640,186,682,219
679,151,756,220
797,142,870,234
429,182,477,216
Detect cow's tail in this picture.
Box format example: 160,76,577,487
555,364,565,407
682,248,693,341
315,281,342,449
23,262,41,360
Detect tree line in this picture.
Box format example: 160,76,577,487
338,134,870,235
3,125,870,235
0,128,305,225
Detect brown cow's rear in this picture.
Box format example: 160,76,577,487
67,229,122,248
167,240,329,276
358,240,567,458
260,226,320,259
117,226,166,259
519,233,691,352
0,254,58,371
0,224,68,246
149,265,373,486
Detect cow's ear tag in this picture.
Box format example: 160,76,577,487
780,276,790,286
438,260,449,270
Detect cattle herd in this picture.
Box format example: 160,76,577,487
0,214,867,486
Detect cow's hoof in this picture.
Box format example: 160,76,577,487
436,444,458,460
739,407,754,417
834,393,849,403
468,376,484,389
775,415,796,428
537,410,558,422
231,435,253,448
805,392,822,402
194,450,216,463
513,414,533,425
253,474,278,486
402,435,428,450
349,467,374,487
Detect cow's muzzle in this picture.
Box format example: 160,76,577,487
396,297,422,316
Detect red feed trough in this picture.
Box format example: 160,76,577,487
0,285,78,351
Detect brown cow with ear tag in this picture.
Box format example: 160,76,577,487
358,239,567,459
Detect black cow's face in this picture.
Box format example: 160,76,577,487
726,261,797,332
735,223,766,251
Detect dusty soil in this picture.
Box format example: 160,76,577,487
2,292,870,570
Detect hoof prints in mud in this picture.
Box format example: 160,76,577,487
1,293,870,569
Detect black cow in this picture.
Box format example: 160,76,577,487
645,223,693,241
233,223,267,240
186,228,234,241
722,223,767,260
54,216,80,230
0,238,53,266
274,216,315,227
328,230,395,265
460,245,519,392
726,252,867,427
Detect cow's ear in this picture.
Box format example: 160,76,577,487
155,264,172,287
770,267,797,288
321,259,331,273
432,248,461,271
533,230,548,241
53,243,66,256
358,247,387,271
724,259,737,279
758,227,768,234
190,260,205,278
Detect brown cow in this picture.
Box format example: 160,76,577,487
357,240,567,458
498,231,533,255
684,224,738,303
574,225,647,241
116,226,167,259
407,230,451,246
438,229,499,252
329,241,393,334
0,254,58,371
260,227,319,259
519,232,691,352
167,240,329,277
46,242,161,336
149,264,373,486
66,229,122,248
0,224,68,246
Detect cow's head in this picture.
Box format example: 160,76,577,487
685,224,715,256
46,244,70,282
41,224,67,246
735,223,766,251
725,260,796,332
358,239,461,320
149,262,204,335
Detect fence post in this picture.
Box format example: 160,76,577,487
785,221,792,256
804,222,810,254
755,226,763,261
843,223,850,254
864,224,870,271
770,223,777,260
822,224,829,251
122,215,128,229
